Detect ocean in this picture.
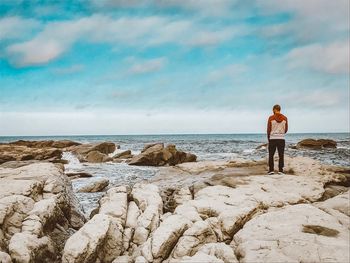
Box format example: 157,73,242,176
1,133,349,215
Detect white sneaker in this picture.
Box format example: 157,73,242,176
267,171,274,175
278,171,285,175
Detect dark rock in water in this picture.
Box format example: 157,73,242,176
91,142,118,154
66,172,93,180
256,143,268,150
141,143,164,153
296,139,337,150
113,150,132,159
77,178,109,193
129,143,197,166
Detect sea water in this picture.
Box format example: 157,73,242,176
1,133,349,215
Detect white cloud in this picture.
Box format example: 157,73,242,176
286,41,349,74
128,57,167,75
0,16,41,40
257,0,349,43
5,14,240,67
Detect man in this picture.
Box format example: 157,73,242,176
267,104,288,174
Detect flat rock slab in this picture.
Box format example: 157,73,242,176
234,204,350,263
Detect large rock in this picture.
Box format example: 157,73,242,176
151,214,192,260
129,144,197,166
296,139,337,149
170,220,217,259
0,163,85,262
77,178,109,193
0,144,63,165
68,142,118,162
62,214,112,263
234,204,349,263
176,243,238,263
8,140,81,148
91,142,117,155
85,151,112,163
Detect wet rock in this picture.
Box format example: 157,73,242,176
129,144,197,166
77,178,109,193
296,139,337,149
65,172,93,180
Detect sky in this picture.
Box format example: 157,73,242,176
0,0,349,136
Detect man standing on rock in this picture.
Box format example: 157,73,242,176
267,104,288,174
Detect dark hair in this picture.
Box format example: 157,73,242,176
273,104,281,111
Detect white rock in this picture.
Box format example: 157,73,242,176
9,233,55,263
112,255,132,263
178,252,223,263
152,214,192,260
125,201,141,228
314,190,350,228
197,243,238,263
234,204,349,263
133,227,149,245
171,220,217,259
62,214,111,263
77,178,109,193
0,251,12,263
99,186,128,225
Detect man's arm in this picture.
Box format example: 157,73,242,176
285,117,288,133
267,117,271,140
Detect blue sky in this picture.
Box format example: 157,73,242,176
0,0,349,135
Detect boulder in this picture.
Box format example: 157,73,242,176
0,251,11,263
113,150,132,159
77,178,109,193
8,140,81,148
234,204,349,263
177,243,238,263
85,151,112,163
91,142,117,154
9,233,56,263
296,139,337,149
151,214,192,260
0,163,86,262
0,145,63,165
65,172,93,180
62,214,112,263
129,144,197,166
171,220,217,259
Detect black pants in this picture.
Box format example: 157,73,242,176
268,139,285,172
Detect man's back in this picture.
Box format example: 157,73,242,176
267,113,288,140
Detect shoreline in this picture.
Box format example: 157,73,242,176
0,140,349,262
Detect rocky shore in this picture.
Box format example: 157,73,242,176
0,139,349,262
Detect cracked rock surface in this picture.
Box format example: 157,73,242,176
0,162,86,263
1,156,349,262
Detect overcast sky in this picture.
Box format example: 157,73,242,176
0,0,349,136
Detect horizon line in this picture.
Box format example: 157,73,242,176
0,131,349,138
